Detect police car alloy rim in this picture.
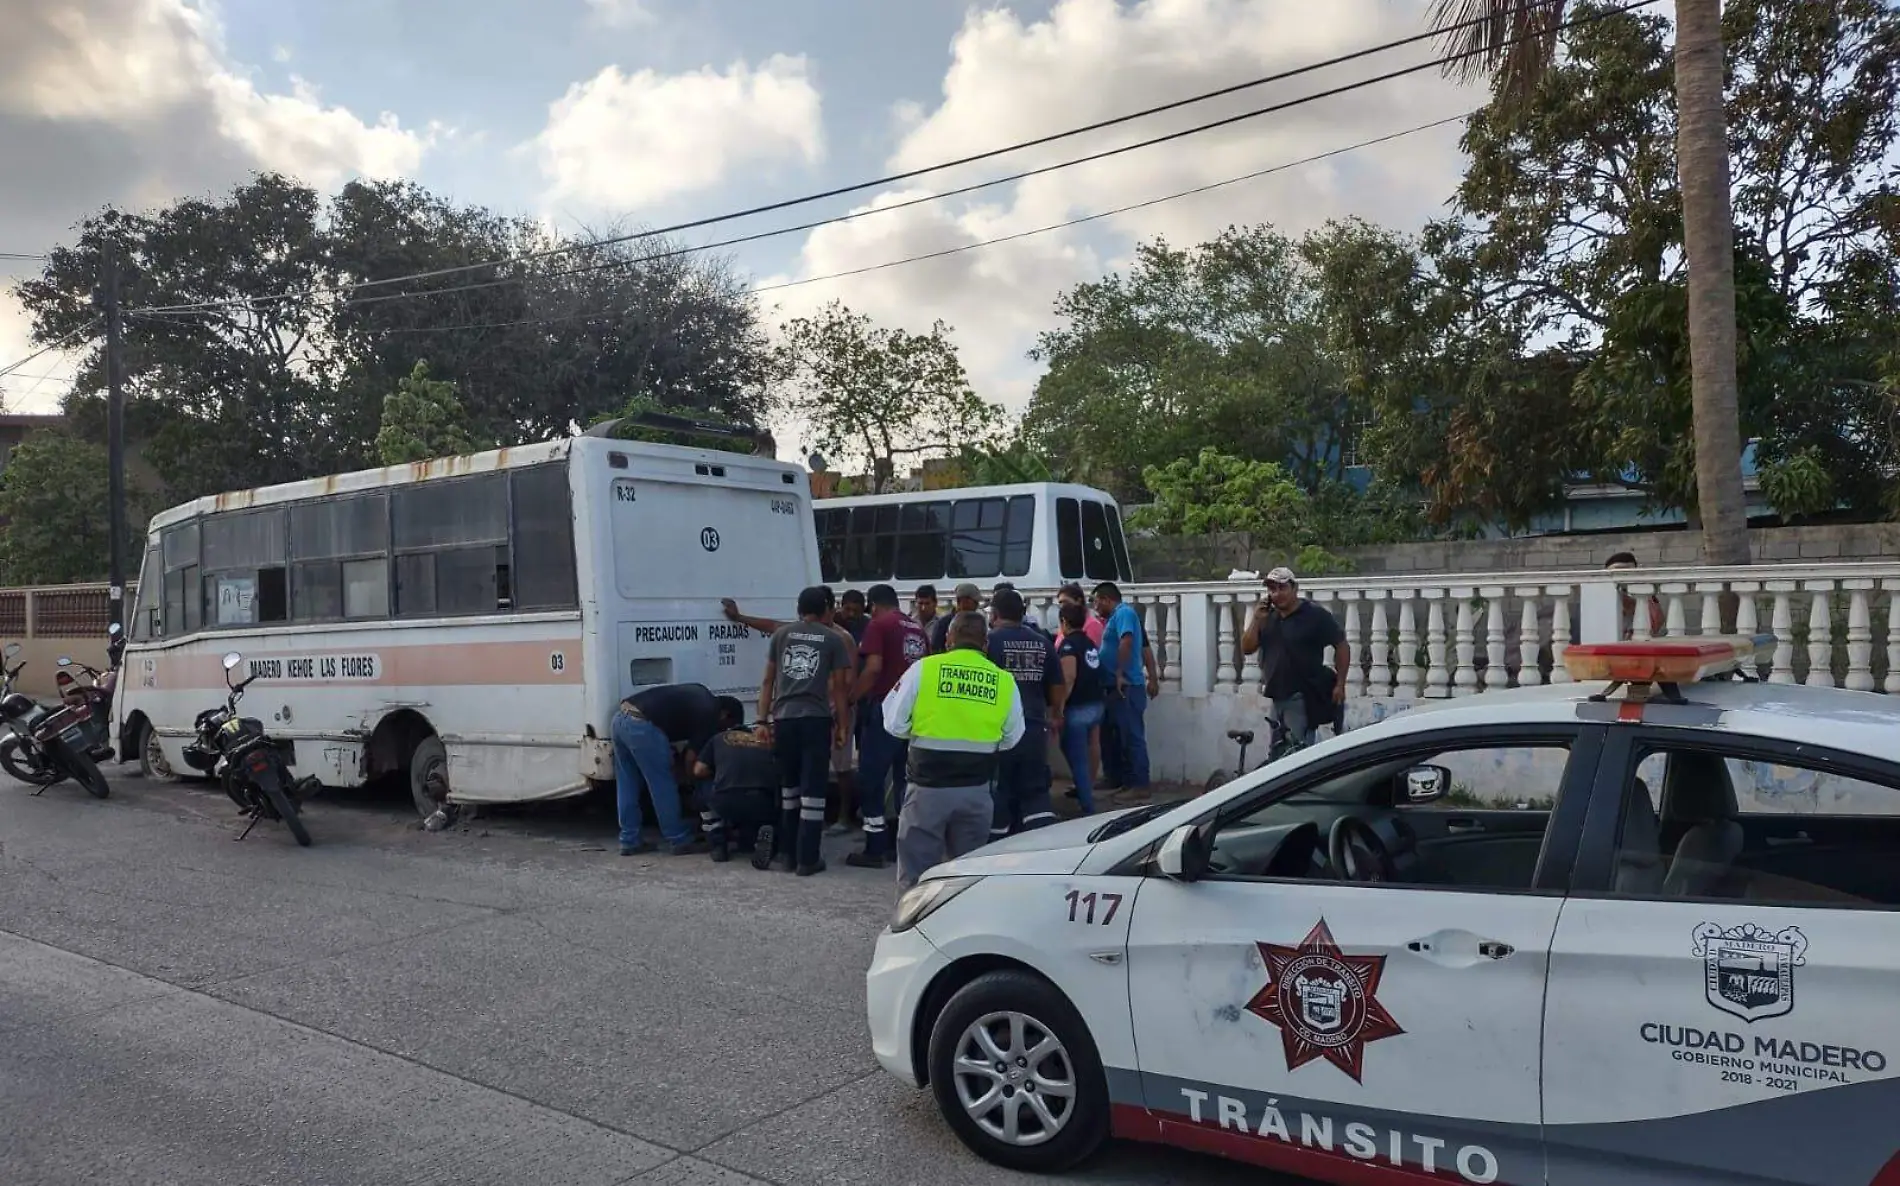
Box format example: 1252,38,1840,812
952,1010,1077,1146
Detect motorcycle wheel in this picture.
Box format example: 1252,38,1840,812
2,736,60,786
263,780,312,847
55,743,110,799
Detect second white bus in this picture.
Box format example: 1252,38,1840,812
812,482,1134,591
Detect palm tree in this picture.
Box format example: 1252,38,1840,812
1432,0,1751,568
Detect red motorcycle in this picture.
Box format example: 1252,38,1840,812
55,623,123,763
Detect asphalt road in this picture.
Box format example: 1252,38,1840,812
0,770,1269,1186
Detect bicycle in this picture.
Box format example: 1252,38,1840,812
1202,714,1308,794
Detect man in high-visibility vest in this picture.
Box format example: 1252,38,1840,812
882,611,1025,890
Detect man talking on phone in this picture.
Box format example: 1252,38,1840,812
1241,567,1349,746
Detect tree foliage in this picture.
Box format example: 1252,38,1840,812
1420,0,1900,520
0,432,150,585
776,302,1002,491
375,361,480,465
17,175,777,506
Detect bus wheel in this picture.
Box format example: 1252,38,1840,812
409,736,450,821
139,725,178,783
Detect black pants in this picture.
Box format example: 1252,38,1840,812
698,783,777,850
773,716,832,867
991,721,1056,840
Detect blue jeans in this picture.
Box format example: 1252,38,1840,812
1060,701,1104,814
1106,681,1150,788
614,710,692,847
857,711,908,857
1271,697,1320,746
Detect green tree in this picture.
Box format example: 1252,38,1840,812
776,302,1002,491
18,176,778,504
375,361,480,464
0,432,148,585
1024,225,1361,502
1434,0,1900,552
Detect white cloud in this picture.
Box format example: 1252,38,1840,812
770,0,1481,416
531,54,823,211
584,0,653,27
0,0,434,393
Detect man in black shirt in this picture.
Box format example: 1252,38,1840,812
1241,567,1350,747
614,682,720,856
693,697,782,867
986,588,1065,838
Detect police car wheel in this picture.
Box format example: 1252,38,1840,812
927,970,1110,1173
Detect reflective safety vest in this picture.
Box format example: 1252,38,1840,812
907,649,1017,788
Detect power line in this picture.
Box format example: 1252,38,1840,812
133,0,1655,317
0,252,47,262
0,322,97,381
375,111,1475,335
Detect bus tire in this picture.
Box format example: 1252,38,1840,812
409,736,449,819
136,721,179,783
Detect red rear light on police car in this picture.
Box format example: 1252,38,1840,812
1562,634,1773,685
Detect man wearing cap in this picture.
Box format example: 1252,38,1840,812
884,612,1025,890
1242,567,1350,746
929,582,982,654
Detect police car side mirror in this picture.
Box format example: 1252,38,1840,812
1401,764,1452,805
1156,823,1212,882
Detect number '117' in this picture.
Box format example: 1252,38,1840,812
1064,890,1122,925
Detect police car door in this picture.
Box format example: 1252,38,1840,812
1122,723,1603,1185
1543,725,1900,1185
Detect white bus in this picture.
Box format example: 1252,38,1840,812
811,482,1133,591
116,419,819,818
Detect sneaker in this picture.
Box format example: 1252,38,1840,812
666,837,709,856
824,822,852,837
795,860,828,877
710,846,731,863
845,851,888,870
620,842,655,857
750,825,776,871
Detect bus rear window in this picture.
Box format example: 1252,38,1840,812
815,509,847,584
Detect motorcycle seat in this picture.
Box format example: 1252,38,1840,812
1226,729,1255,746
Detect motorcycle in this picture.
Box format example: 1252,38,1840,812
181,651,317,846
54,623,124,763
0,643,112,798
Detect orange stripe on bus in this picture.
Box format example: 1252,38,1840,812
136,640,585,691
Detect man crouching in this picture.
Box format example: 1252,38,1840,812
693,697,782,867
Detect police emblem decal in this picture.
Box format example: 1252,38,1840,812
1692,921,1808,1023
1244,918,1404,1082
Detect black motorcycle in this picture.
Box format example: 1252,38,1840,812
182,651,317,846
0,643,112,798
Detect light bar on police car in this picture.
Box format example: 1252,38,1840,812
1561,634,1774,685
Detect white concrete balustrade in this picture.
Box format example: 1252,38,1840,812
1019,561,1900,785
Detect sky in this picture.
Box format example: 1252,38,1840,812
0,0,1497,448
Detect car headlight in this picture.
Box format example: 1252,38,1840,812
890,876,981,934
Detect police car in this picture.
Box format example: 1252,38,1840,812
866,638,1900,1184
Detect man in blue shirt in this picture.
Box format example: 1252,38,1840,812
1094,582,1158,791
986,588,1065,838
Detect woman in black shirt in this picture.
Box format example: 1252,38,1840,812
1055,603,1105,813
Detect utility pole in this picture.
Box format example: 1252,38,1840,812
103,244,127,639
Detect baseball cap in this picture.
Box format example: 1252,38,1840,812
1265,567,1297,587
954,582,982,601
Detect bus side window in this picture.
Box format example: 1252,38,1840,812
162,520,201,636
202,509,289,627
394,474,508,616
1002,495,1034,578
132,546,161,640
290,494,390,621
511,464,578,611
815,509,846,584
1055,498,1083,580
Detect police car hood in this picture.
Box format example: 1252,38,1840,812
925,809,1133,878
